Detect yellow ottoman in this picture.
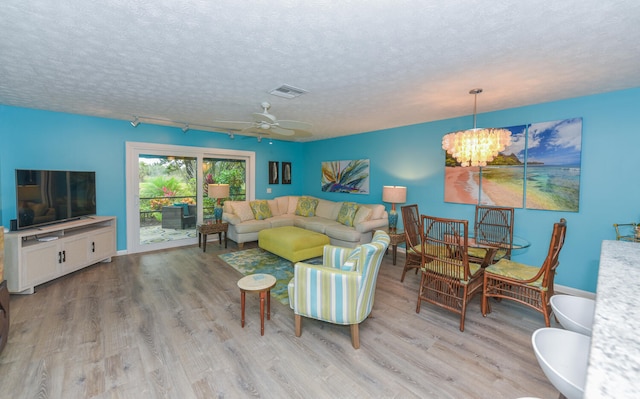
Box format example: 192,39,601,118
258,226,330,262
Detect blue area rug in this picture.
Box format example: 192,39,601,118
219,248,321,305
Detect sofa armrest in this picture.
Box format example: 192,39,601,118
222,212,241,225
322,245,354,269
355,217,389,233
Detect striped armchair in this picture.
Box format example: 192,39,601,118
288,230,390,349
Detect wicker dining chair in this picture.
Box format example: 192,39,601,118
468,205,514,266
400,204,422,282
482,218,567,327
613,222,639,242
417,215,484,332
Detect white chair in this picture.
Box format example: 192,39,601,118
551,294,595,336
531,328,590,399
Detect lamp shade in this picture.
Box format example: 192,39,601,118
382,186,407,204
208,184,229,199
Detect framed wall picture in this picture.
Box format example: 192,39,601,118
268,161,279,184
282,162,291,184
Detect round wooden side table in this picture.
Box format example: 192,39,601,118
237,274,277,336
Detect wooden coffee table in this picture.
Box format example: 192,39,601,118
237,274,277,336
197,222,228,252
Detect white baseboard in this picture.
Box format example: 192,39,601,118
554,284,596,299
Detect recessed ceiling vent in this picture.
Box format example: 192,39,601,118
269,84,308,99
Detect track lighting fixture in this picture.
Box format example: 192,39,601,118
182,124,189,133
130,116,139,127
269,139,273,145
228,132,235,140
257,136,262,143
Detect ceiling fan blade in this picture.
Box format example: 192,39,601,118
252,112,276,124
270,126,296,136
208,120,253,131
277,120,312,132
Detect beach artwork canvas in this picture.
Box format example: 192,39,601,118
321,159,370,194
525,118,582,212
479,124,527,207
444,124,527,207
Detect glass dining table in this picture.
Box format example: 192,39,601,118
467,235,530,267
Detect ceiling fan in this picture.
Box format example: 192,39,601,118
210,102,312,138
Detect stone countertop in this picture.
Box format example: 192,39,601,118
584,240,640,398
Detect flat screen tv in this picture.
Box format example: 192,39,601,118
16,169,96,230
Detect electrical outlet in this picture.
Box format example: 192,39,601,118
267,188,272,193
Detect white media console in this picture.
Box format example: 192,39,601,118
4,216,116,294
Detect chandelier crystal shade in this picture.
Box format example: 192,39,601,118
442,89,512,167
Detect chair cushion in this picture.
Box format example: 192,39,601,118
422,260,482,282
250,200,273,220
485,259,544,288
337,202,359,227
295,197,319,217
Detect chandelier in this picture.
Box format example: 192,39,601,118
442,89,512,167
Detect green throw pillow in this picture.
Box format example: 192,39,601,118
295,197,319,217
337,202,359,227
250,200,273,220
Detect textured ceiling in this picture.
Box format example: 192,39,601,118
1,0,640,141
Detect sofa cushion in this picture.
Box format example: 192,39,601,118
353,206,372,225
366,204,386,220
294,216,341,234
325,224,363,242
269,215,295,228
286,196,299,214
275,196,289,215
231,201,254,222
233,218,272,233
295,197,319,217
250,200,272,220
337,202,360,227
268,199,282,216
315,199,338,220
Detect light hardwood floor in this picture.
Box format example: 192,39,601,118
0,241,559,398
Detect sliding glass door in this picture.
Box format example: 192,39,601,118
126,142,255,254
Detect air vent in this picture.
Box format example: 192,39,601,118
269,84,308,99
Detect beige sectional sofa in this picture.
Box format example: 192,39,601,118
222,195,389,248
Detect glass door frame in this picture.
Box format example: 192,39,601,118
125,141,255,254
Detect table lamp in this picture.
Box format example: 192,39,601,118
208,184,230,223
382,185,407,232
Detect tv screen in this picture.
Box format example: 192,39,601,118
16,169,96,230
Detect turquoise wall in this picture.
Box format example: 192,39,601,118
1,87,639,292
302,87,640,293
0,107,307,250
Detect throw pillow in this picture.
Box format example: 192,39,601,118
295,197,319,217
231,202,254,222
342,246,361,271
337,202,360,227
250,200,273,220
315,199,336,219
353,206,372,225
